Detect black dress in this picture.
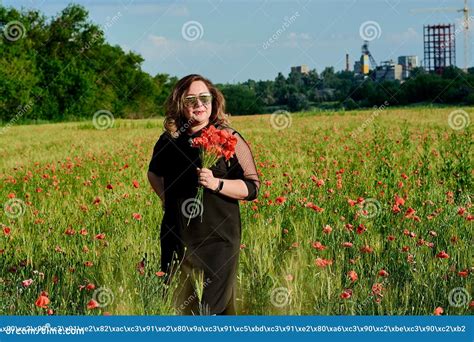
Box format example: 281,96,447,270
148,121,260,315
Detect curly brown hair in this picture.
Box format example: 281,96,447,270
163,74,230,138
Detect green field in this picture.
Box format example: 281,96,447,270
0,107,472,315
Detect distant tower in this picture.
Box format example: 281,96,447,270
423,24,456,74
345,54,350,71
361,41,377,75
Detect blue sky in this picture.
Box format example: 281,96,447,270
2,0,471,83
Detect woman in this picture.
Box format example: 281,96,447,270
147,74,260,315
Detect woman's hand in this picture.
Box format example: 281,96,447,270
197,167,219,191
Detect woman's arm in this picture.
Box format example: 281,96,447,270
197,168,252,201
218,178,250,200
148,171,165,206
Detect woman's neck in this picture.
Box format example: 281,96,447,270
187,120,209,135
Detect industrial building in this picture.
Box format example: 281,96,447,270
398,56,419,79
290,65,309,74
374,60,403,81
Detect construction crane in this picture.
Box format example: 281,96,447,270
411,0,471,72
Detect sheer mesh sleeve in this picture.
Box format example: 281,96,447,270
229,129,260,201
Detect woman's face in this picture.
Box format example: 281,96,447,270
183,80,212,126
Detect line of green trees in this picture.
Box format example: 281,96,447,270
0,4,177,123
1,4,473,124
222,65,474,114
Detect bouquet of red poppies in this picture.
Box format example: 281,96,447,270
187,125,237,226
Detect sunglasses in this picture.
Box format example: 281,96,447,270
183,93,213,107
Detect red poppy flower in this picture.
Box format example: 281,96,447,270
311,241,326,251
132,180,140,188
360,245,373,253
35,292,50,308
340,289,352,299
433,307,443,316
275,196,286,205
306,202,324,212
132,213,142,221
64,228,75,236
436,251,450,259
87,299,100,309
372,283,384,296
356,224,366,234
405,207,416,218
394,194,405,206
378,269,389,277
348,270,358,282
156,271,166,277
322,225,332,234
314,257,333,268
